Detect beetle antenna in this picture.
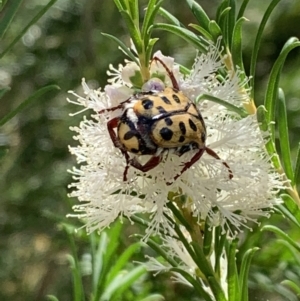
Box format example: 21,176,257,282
151,57,180,90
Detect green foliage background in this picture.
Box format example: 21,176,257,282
1,0,300,300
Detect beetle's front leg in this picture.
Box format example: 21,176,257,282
98,98,131,114
129,156,162,173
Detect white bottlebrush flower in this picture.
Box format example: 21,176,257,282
68,44,284,236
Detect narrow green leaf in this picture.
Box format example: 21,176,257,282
203,218,213,256
103,266,147,301
106,242,141,285
214,227,226,274
277,88,294,183
207,276,227,301
227,0,236,49
142,0,162,38
281,280,300,296
140,295,165,301
185,0,211,31
227,240,239,301
120,10,143,53
189,24,213,41
216,0,229,24
208,20,222,42
264,38,300,138
294,143,300,187
239,248,259,301
231,17,247,71
158,7,182,27
145,37,159,65
102,33,139,64
167,199,192,231
151,23,207,53
170,268,213,301
261,225,300,252
0,86,10,100
0,0,23,39
237,0,250,19
0,0,58,59
250,0,282,98
145,237,179,267
0,85,60,127
114,0,126,11
0,0,9,12
280,194,300,227
46,296,60,301
127,0,139,27
197,94,248,117
141,0,163,46
256,105,281,169
218,7,232,47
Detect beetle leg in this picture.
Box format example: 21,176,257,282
129,156,162,173
205,147,233,179
98,98,132,114
172,148,206,183
151,57,180,91
107,117,132,181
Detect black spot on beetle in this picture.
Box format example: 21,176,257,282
189,118,197,131
156,106,167,114
142,98,154,110
124,131,136,140
178,136,185,143
160,127,173,141
161,96,171,104
164,117,173,126
172,94,181,103
179,121,186,135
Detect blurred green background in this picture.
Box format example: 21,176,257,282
1,0,300,300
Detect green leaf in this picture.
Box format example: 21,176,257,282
0,86,10,100
196,94,248,117
106,242,141,285
120,10,143,53
0,0,58,59
277,88,294,183
102,266,147,301
127,0,139,27
294,143,300,187
208,21,222,42
218,7,231,47
145,38,159,67
239,247,259,301
231,17,247,71
250,0,282,98
189,24,213,41
203,218,213,256
185,0,211,31
102,33,139,64
158,7,182,27
142,0,162,38
170,267,213,301
279,194,300,228
264,37,300,139
140,295,165,301
261,225,300,252
227,240,240,301
142,0,163,47
114,0,126,11
227,0,236,49
151,23,207,53
237,0,250,19
46,296,60,301
256,105,268,132
0,85,60,127
0,0,23,39
0,0,8,12
281,280,300,296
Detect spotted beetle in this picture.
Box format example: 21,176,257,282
99,57,233,183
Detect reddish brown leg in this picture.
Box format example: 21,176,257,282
205,147,233,179
129,156,162,173
172,148,206,182
151,57,180,90
98,98,131,114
